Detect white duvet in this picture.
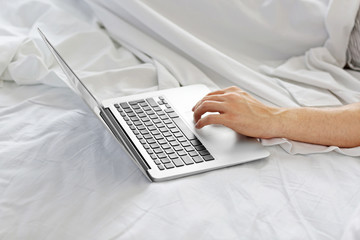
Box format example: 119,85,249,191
1,0,360,239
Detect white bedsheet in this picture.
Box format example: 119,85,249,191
1,0,360,239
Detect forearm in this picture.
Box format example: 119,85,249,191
270,103,360,148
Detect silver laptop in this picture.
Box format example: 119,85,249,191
38,28,270,182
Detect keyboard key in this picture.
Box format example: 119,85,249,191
160,115,169,120
151,130,160,135
140,129,149,135
173,117,196,140
188,151,198,157
165,108,174,113
174,132,183,138
185,146,195,152
159,127,168,133
135,109,143,114
181,155,194,165
172,158,184,167
170,141,179,147
124,108,133,113
193,156,203,163
178,136,187,142
114,103,120,108
150,154,157,159
154,159,161,165
153,119,161,124
148,125,156,131
137,125,146,130
158,139,167,145
150,143,160,149
164,162,175,169
177,150,187,156
143,134,152,139
120,102,130,108
163,119,172,124
167,123,176,129
174,145,183,151
203,155,214,161
169,153,178,159
144,121,153,126
140,102,148,107
190,139,202,146
129,100,141,105
163,131,172,137
199,150,210,156
130,116,139,121
161,144,171,149
165,149,174,154
133,121,142,126
146,98,158,107
195,145,206,151
158,164,165,170
161,157,171,164
146,138,156,144
157,153,167,158
154,135,164,140
141,117,150,122
133,130,139,135
181,141,191,147
146,110,155,115
167,112,179,118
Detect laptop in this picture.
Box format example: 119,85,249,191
38,28,270,182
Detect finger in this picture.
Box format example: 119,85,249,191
223,86,244,93
206,89,226,96
192,94,226,111
195,113,225,129
191,90,226,111
193,100,226,122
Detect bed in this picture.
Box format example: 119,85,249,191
1,0,360,239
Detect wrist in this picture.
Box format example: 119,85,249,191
264,106,293,139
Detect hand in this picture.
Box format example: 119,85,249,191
192,86,280,139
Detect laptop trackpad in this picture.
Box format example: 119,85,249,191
182,111,269,163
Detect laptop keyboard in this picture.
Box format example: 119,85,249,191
115,96,214,171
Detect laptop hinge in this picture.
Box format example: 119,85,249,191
100,107,152,175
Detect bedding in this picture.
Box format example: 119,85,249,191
1,0,360,239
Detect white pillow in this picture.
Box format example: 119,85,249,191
347,6,360,70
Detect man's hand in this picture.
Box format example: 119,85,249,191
193,86,360,147
192,86,280,139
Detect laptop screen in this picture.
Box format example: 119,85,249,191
38,28,101,110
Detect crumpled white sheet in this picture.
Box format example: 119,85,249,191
3,0,360,156
88,0,360,156
260,0,360,155
1,81,360,240
1,1,360,239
